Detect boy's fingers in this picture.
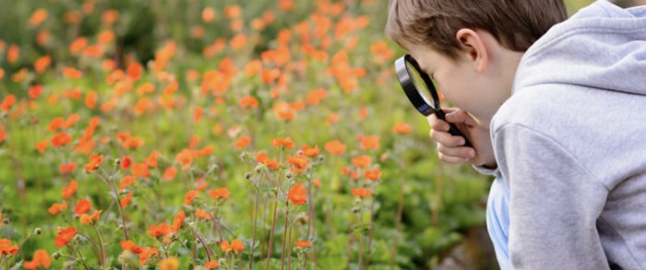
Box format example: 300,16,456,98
438,151,470,164
430,128,466,146
437,143,475,160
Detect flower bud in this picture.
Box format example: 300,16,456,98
115,158,121,166
2,218,9,225
244,172,252,180
53,252,61,260
240,152,247,161
34,228,42,235
297,150,304,156
318,155,325,162
254,165,263,174
351,207,360,214
285,172,293,179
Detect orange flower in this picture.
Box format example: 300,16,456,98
162,167,177,181
120,192,133,208
223,5,241,18
28,85,43,99
352,155,371,168
176,149,193,170
230,33,247,50
209,187,230,200
145,151,160,168
69,37,87,54
120,175,135,190
102,10,119,25
171,210,185,233
0,125,4,144
324,140,346,155
54,227,76,247
51,132,72,147
306,88,327,105
74,199,92,215
287,154,309,173
34,55,52,73
202,7,215,23
48,201,67,215
271,137,295,149
126,62,142,80
279,0,294,11
148,223,171,237
239,96,259,108
85,91,97,109
221,239,244,253
233,135,251,149
34,139,47,153
7,44,19,63
122,136,145,149
288,183,308,205
255,152,281,170
0,239,19,255
204,260,219,269
120,156,132,169
139,247,159,265
84,153,103,172
351,188,372,198
359,135,379,150
0,95,16,111
80,210,102,225
195,209,212,220
243,60,262,77
392,121,413,134
158,257,179,270
364,168,381,181
120,240,143,254
62,180,78,198
132,163,150,178
184,190,198,205
23,249,51,269
300,145,320,158
29,8,48,27
294,240,311,248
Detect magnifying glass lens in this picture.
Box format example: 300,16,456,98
405,61,435,108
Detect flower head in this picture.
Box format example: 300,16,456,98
74,198,92,215
209,187,230,200
288,183,308,205
294,240,311,248
23,249,51,269
221,239,245,253
54,227,76,247
84,153,103,172
0,239,19,255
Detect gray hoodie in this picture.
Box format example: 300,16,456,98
491,1,646,269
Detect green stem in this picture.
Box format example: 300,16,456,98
92,224,106,269
68,244,91,270
265,192,279,270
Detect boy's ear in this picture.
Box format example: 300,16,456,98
455,28,489,72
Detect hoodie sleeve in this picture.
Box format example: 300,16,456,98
494,123,611,269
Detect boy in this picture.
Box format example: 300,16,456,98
386,0,646,269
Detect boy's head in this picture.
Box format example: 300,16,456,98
386,0,567,59
386,0,567,126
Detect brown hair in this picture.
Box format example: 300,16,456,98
386,0,567,59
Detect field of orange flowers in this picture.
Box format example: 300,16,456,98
0,0,491,269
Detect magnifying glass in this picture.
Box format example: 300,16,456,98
394,54,472,147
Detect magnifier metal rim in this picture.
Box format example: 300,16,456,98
394,55,441,116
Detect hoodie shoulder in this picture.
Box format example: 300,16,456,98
513,0,646,96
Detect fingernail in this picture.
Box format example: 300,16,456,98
468,150,475,158
457,139,465,146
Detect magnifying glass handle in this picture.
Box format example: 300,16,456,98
435,110,472,148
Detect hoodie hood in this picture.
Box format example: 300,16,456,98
513,0,646,96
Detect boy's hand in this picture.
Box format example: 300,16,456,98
427,108,496,167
